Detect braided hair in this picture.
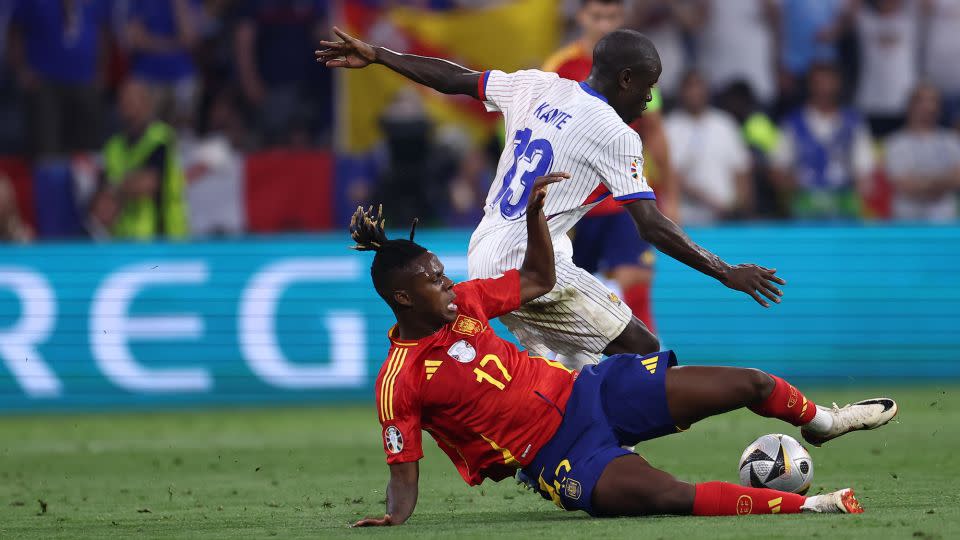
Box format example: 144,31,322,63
350,205,427,304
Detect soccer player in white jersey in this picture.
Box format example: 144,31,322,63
318,28,786,369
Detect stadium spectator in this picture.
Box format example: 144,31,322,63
695,0,779,109
9,0,111,159
666,71,753,224
233,0,330,147
374,89,456,227
124,0,201,127
0,174,32,243
771,63,875,220
777,0,853,110
630,0,697,97
180,89,247,237
445,149,489,228
0,0,21,154
854,0,919,137
921,0,960,127
717,80,783,218
90,79,189,240
885,84,960,221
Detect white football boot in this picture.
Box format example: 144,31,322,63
801,488,864,514
801,398,898,447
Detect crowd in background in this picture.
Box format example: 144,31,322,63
0,0,959,243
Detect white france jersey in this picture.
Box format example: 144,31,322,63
467,69,655,279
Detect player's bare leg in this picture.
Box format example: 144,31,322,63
663,366,898,444
664,366,774,427
603,316,659,356
592,453,863,516
592,454,694,516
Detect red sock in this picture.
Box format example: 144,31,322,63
748,374,817,426
693,482,806,516
622,282,655,332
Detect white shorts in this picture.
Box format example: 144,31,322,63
497,258,632,363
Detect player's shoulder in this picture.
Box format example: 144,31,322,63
377,339,424,400
591,115,642,150
498,68,561,86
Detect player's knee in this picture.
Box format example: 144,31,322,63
745,368,775,401
627,321,660,354
605,319,659,356
620,319,660,354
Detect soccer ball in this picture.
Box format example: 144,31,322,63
738,434,813,494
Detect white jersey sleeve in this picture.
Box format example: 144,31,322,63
479,69,561,114
596,131,656,202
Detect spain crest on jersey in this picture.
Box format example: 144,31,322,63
453,315,484,336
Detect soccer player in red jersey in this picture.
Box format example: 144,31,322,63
348,174,897,526
543,0,676,344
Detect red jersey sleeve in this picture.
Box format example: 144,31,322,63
452,269,521,320
377,353,423,464
554,57,592,82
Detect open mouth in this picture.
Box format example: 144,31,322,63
447,302,458,312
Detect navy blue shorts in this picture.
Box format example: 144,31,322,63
572,212,655,274
520,351,680,515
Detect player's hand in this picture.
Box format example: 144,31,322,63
721,264,786,308
316,26,377,69
527,172,570,212
351,514,393,527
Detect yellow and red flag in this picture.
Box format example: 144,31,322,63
335,0,561,154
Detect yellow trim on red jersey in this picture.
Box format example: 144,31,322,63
387,324,418,347
530,355,573,373
542,40,588,73
379,348,407,422
425,359,443,380
480,434,519,466
379,348,399,422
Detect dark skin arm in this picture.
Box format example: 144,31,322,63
353,461,419,527
632,111,679,221
315,27,481,97
625,200,786,307
518,172,569,303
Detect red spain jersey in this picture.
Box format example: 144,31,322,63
375,269,576,485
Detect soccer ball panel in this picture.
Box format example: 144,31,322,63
738,434,814,494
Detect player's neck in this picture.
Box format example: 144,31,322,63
583,76,630,122
394,316,443,342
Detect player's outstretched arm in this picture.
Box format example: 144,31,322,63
316,27,481,98
624,200,786,308
518,172,569,304
352,462,419,527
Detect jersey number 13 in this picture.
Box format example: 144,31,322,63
492,128,555,219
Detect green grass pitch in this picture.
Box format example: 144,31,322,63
0,385,956,539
